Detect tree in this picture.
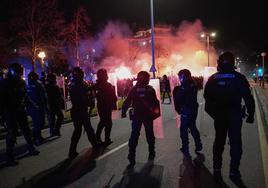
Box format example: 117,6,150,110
62,6,91,67
12,0,65,72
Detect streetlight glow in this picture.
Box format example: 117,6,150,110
38,51,46,59
201,33,205,38
210,32,216,37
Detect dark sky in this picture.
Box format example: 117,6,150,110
1,0,267,52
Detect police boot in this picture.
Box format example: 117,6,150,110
6,148,18,166
28,145,40,156
148,145,155,161
213,169,223,184
180,147,191,159
127,152,136,169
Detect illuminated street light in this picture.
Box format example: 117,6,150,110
200,32,216,67
38,51,46,72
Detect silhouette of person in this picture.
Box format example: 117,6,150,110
27,71,48,145
1,63,39,166
93,69,117,145
45,72,64,137
204,51,255,183
161,75,171,104
68,67,99,158
173,69,202,158
121,71,159,168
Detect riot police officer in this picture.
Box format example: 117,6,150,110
27,71,48,145
204,52,255,183
121,71,159,168
2,63,39,166
94,69,117,145
45,73,64,137
68,67,99,158
173,69,202,158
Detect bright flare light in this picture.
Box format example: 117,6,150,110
114,66,132,79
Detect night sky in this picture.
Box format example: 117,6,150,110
1,0,267,52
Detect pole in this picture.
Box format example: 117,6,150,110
262,55,265,88
150,0,156,78
207,35,210,67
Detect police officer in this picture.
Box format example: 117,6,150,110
45,73,64,137
121,71,159,168
27,71,48,145
68,67,99,158
204,52,255,183
94,69,117,145
2,63,39,166
173,69,202,158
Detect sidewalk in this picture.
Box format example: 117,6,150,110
253,82,268,128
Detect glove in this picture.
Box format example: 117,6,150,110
121,113,127,118
246,114,254,123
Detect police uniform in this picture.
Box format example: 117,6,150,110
204,70,255,176
2,76,39,164
27,79,48,144
45,80,64,136
173,79,202,155
122,83,158,164
94,80,117,144
69,80,98,157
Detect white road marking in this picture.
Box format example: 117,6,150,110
253,89,268,187
96,142,128,161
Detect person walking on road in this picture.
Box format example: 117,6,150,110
26,71,48,145
173,69,202,158
94,69,117,146
121,71,159,169
1,63,39,166
45,72,64,137
68,67,99,158
204,51,255,184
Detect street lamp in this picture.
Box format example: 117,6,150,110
261,52,266,88
201,32,216,67
38,51,46,72
149,0,156,78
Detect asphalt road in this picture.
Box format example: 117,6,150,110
0,90,267,188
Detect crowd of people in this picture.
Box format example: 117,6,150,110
0,51,255,185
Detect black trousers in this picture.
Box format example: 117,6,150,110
213,114,243,173
128,118,155,161
69,109,97,154
96,110,112,142
5,110,34,160
48,108,64,135
162,91,171,103
180,113,202,151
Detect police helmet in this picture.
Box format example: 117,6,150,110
137,71,150,85
97,68,108,81
72,67,84,81
178,69,192,83
217,51,236,71
8,63,24,78
46,72,57,82
28,71,39,81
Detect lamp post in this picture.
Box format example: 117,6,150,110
149,0,156,78
261,52,266,88
201,32,216,67
38,51,46,72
